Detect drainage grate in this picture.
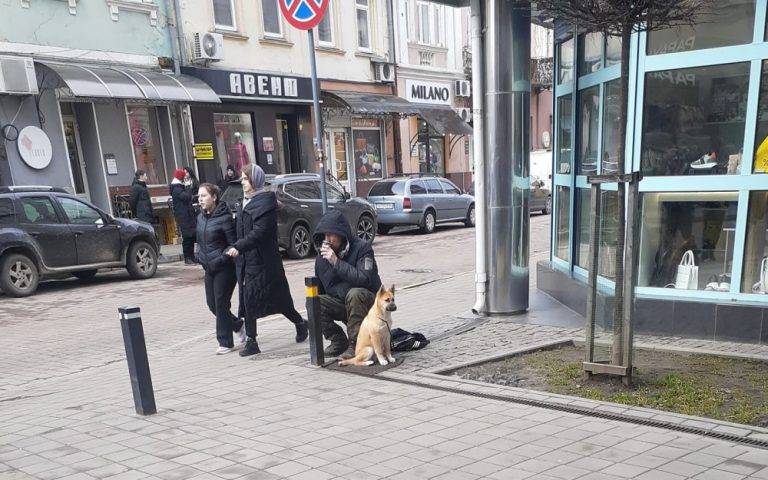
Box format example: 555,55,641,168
338,369,768,450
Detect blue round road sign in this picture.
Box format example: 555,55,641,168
278,0,330,30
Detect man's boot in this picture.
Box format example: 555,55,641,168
323,335,348,357
340,342,356,360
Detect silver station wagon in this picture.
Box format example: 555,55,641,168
367,176,475,234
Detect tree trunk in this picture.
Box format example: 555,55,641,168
611,27,632,366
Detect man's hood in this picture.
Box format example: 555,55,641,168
313,210,352,248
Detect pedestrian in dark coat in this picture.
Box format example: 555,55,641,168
196,183,245,354
170,168,198,264
129,170,154,224
225,163,308,357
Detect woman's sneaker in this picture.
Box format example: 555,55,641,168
216,346,235,355
239,338,261,357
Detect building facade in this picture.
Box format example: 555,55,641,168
0,0,218,244
538,0,768,344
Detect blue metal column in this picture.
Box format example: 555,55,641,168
484,0,531,313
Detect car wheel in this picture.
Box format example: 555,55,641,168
464,204,476,228
73,269,98,282
377,224,391,235
0,253,39,297
542,195,552,215
356,215,376,244
288,224,312,259
126,241,158,279
420,210,436,234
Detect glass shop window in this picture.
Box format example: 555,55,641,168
601,79,622,174
641,63,749,177
579,32,603,75
554,186,571,262
752,61,768,173
575,187,591,269
578,86,599,175
213,113,257,179
647,0,756,55
127,106,167,185
637,192,738,291
742,191,768,294
557,95,572,174
574,189,618,280
605,36,622,68
558,38,574,84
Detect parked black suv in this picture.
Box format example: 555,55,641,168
265,174,378,259
0,187,159,297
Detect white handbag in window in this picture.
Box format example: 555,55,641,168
752,257,768,294
675,250,699,290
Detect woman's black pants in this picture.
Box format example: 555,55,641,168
204,268,242,348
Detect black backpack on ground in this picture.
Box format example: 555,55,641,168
390,328,430,352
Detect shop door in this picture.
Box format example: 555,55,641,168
61,113,89,199
327,129,351,193
275,119,291,175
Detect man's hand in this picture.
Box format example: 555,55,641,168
226,247,239,258
320,244,338,266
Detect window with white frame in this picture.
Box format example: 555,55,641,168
261,0,282,37
212,0,236,30
356,0,371,50
416,1,444,47
317,0,334,46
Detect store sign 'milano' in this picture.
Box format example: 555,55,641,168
405,79,452,106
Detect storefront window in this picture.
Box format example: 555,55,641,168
127,106,167,185
558,38,574,84
579,32,603,75
638,192,738,290
353,129,383,180
578,86,599,175
417,120,445,175
601,80,621,174
605,36,621,68
743,191,768,293
753,61,768,173
575,188,591,269
641,63,749,176
213,113,256,179
557,95,572,174
554,186,571,262
598,191,619,280
647,0,756,54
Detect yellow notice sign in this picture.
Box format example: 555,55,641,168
193,143,214,160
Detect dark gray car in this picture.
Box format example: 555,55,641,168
266,174,378,259
368,176,475,234
0,186,159,297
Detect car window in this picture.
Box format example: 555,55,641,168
58,197,104,225
19,197,60,224
285,181,321,200
439,180,461,195
327,184,345,201
426,179,443,194
409,181,427,195
369,181,405,196
0,198,15,225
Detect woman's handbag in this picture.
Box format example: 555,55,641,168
675,250,699,290
752,257,768,294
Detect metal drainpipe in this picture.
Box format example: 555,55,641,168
484,0,530,314
470,0,487,314
166,0,191,165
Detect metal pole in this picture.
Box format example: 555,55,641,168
118,306,156,415
484,0,531,314
305,277,325,366
307,29,328,213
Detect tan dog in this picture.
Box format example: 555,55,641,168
339,285,397,367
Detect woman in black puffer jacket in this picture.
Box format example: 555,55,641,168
196,183,245,354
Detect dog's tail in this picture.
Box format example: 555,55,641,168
338,346,374,367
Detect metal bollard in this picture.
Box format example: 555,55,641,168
305,277,324,366
118,306,157,415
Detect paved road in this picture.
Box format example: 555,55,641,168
0,214,550,394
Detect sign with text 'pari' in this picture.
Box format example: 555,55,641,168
279,0,330,30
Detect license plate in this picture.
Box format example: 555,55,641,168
375,203,394,210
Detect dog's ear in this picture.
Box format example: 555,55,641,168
390,284,395,295
378,285,385,295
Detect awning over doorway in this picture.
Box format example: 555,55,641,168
38,62,220,103
324,91,472,135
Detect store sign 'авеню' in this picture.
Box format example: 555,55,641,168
180,67,314,102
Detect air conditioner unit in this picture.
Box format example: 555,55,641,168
373,62,395,83
193,32,224,62
0,56,38,95
456,107,472,123
454,80,471,98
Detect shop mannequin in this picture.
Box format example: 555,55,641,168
230,132,250,174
